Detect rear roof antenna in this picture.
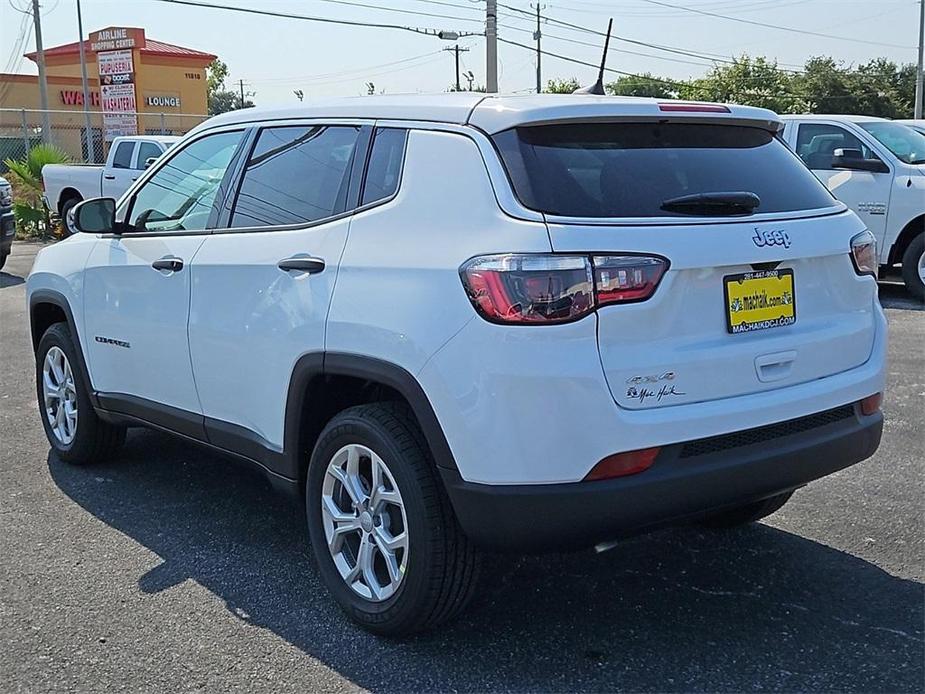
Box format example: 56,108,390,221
573,18,613,95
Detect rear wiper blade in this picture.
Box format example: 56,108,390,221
660,191,761,216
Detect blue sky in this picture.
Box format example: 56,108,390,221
2,0,921,111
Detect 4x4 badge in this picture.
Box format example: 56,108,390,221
752,228,791,249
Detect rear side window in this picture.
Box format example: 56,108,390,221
230,125,360,228
111,141,134,169
794,123,877,170
361,128,407,206
493,122,836,218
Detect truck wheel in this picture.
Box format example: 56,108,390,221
0,250,7,271
36,322,125,464
699,491,793,528
306,402,480,636
900,234,924,301
59,197,81,236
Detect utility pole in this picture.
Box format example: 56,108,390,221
239,79,246,107
486,0,498,93
31,0,51,143
532,4,545,94
76,0,95,162
444,45,470,91
916,0,924,119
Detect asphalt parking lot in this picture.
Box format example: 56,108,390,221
1,240,922,693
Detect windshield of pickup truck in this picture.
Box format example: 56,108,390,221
858,122,925,165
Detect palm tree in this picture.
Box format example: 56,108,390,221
3,144,70,238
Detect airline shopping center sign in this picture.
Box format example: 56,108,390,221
90,29,143,141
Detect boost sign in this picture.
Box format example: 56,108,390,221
94,44,137,141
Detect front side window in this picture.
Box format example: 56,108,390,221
111,141,135,169
123,130,244,233
795,124,877,170
858,121,925,165
229,125,360,228
361,128,407,206
493,122,836,218
135,141,163,170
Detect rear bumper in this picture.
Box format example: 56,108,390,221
441,404,883,552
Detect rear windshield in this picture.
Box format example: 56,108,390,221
492,122,836,218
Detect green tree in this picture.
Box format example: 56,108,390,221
544,77,580,93
206,59,254,115
679,56,809,113
793,56,855,114
606,73,676,98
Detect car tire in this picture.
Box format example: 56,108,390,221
306,402,480,636
698,491,793,529
59,196,81,236
36,322,125,464
900,233,924,301
0,250,7,271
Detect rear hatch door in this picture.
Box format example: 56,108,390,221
493,118,877,409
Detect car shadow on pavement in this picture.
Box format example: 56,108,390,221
48,429,923,693
1,271,25,288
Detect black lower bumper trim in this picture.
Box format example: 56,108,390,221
441,407,883,552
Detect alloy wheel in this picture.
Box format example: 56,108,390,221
320,443,409,602
42,346,78,445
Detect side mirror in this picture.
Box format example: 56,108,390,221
144,156,158,169
832,148,889,173
72,197,117,234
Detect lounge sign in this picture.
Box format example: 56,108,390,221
145,95,181,108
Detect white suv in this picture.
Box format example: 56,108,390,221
27,95,886,635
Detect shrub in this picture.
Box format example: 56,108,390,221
3,144,71,239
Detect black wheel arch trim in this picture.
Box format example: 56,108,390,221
29,289,99,408
284,352,460,480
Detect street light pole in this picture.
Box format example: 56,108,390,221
31,0,52,143
532,3,544,94
915,0,924,119
76,0,96,162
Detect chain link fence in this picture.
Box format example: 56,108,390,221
0,108,209,171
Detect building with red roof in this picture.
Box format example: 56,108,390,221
1,27,215,160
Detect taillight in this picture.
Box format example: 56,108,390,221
860,393,882,416
594,255,668,305
460,254,668,325
850,230,877,277
584,447,660,481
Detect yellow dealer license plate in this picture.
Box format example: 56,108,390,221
724,269,796,334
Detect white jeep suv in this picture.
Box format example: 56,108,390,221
27,94,886,636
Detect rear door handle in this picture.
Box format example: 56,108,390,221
103,174,116,180
277,256,325,274
152,256,184,273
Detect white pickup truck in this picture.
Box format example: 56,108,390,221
43,135,178,224
780,115,925,298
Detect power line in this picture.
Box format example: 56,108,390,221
498,21,718,69
247,50,451,85
305,0,483,24
148,0,483,37
636,0,915,50
497,36,819,102
497,3,805,70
